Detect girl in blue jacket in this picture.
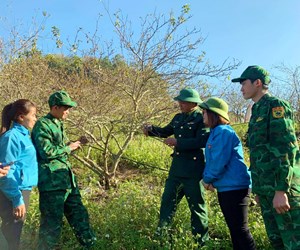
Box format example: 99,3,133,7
0,99,38,250
199,97,256,250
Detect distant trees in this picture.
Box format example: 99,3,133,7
222,84,252,123
272,64,300,122
0,11,48,67
0,6,240,188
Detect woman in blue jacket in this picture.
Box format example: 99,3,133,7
199,97,256,250
0,99,38,250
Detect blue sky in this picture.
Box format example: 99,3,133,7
1,0,299,80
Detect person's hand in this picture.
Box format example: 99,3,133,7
201,180,215,192
255,195,260,204
164,138,177,147
69,141,81,151
0,165,10,177
273,191,290,214
142,124,152,136
13,204,26,220
207,184,216,192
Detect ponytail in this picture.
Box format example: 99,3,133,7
1,103,14,135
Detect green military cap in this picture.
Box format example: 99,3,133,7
48,90,77,107
173,88,202,104
199,97,230,121
231,65,271,85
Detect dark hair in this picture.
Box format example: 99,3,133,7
250,79,269,90
205,109,230,128
1,99,36,135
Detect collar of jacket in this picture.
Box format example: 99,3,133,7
253,93,271,111
12,121,30,136
256,93,271,104
46,113,63,126
185,106,201,117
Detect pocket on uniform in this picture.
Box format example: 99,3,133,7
50,169,71,190
289,177,300,197
289,153,300,197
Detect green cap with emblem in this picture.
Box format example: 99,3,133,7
231,65,271,85
48,90,77,108
199,97,230,121
173,88,202,104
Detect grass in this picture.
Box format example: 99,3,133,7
17,173,272,249
1,123,276,249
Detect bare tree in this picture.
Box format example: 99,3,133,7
0,11,49,67
65,6,241,188
272,64,300,122
0,5,241,189
221,84,251,123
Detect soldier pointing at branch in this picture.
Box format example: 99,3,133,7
143,88,210,246
232,66,300,250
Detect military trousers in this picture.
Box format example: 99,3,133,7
0,190,30,250
38,187,96,250
158,176,209,245
259,195,300,250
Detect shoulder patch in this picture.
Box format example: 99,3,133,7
272,107,284,118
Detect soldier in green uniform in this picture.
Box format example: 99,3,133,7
232,66,300,250
143,88,209,245
32,91,96,249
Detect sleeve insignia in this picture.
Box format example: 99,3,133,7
272,107,284,118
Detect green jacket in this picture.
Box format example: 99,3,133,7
247,94,300,196
31,113,75,192
149,108,209,179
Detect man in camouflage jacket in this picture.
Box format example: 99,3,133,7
32,91,96,249
143,88,210,246
232,66,300,250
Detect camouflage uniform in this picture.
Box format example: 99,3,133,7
32,113,96,249
247,93,300,250
149,107,209,245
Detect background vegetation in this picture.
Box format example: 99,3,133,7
2,123,299,249
20,125,274,250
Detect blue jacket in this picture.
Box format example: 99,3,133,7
203,125,251,192
0,122,38,207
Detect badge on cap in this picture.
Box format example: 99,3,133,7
272,107,284,118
